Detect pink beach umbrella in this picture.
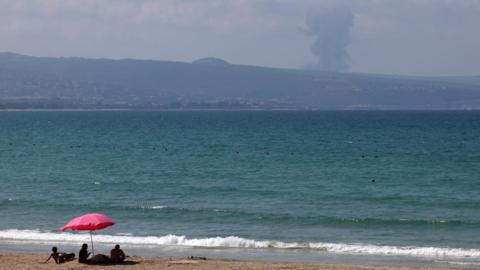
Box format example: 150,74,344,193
61,213,115,254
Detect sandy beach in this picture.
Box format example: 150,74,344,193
0,253,471,270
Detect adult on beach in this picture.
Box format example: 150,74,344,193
79,243,110,265
78,243,91,264
110,244,126,264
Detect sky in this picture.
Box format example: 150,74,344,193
1,0,479,76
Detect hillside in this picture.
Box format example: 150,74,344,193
0,52,479,109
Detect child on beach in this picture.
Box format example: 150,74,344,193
44,247,59,264
44,246,75,264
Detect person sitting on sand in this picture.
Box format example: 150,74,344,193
44,247,75,264
78,243,91,264
44,246,60,264
110,244,126,263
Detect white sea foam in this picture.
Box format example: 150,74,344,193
435,260,480,266
140,205,166,209
1,229,480,259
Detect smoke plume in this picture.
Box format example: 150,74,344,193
305,6,353,72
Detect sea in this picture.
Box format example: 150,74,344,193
0,111,479,267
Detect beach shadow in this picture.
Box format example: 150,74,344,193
86,261,140,266
120,261,140,265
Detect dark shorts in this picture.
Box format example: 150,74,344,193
59,253,75,263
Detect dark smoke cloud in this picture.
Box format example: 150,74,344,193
305,6,353,72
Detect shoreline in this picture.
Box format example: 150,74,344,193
0,252,473,270
2,241,480,270
2,234,480,268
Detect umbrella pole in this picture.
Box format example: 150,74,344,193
90,231,94,255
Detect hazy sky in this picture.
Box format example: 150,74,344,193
1,0,479,76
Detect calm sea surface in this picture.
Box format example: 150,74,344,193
0,111,479,265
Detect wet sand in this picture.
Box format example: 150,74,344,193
0,253,469,270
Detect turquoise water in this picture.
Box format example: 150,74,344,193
1,111,480,264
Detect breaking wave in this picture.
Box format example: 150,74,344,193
1,229,480,259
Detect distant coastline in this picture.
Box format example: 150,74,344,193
1,52,480,110
0,107,479,112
